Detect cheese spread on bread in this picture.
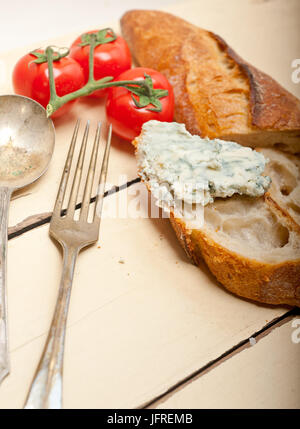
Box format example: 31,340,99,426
136,121,271,216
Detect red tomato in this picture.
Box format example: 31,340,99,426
12,50,85,118
106,68,174,141
69,31,131,97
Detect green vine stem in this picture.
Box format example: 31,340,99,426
46,33,167,117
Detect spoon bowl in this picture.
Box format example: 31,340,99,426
0,94,55,189
0,94,55,384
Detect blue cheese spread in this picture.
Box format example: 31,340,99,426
136,121,271,218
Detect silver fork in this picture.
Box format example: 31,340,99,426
24,120,112,409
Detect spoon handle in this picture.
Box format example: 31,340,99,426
0,187,11,385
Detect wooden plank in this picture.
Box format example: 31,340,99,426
0,188,289,408
150,320,300,409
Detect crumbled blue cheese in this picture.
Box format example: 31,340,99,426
136,121,271,216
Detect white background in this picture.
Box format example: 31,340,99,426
0,0,179,53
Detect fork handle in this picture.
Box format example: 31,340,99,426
0,187,12,385
24,245,78,409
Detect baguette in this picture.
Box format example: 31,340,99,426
125,10,300,306
121,10,300,154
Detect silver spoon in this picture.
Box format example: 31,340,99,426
0,94,55,385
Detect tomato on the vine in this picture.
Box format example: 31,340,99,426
12,50,85,118
70,30,131,98
106,68,174,141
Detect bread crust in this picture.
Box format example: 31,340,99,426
121,10,300,153
170,213,300,307
210,33,300,131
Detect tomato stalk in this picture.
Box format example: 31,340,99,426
46,33,166,117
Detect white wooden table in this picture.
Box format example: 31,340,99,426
0,0,299,409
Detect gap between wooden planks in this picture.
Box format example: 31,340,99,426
8,177,141,240
143,309,300,408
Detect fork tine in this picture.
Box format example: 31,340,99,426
80,122,102,221
53,119,80,217
66,121,90,218
94,124,112,223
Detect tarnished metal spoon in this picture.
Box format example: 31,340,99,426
0,94,55,385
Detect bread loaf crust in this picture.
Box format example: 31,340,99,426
210,33,300,131
121,10,300,153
